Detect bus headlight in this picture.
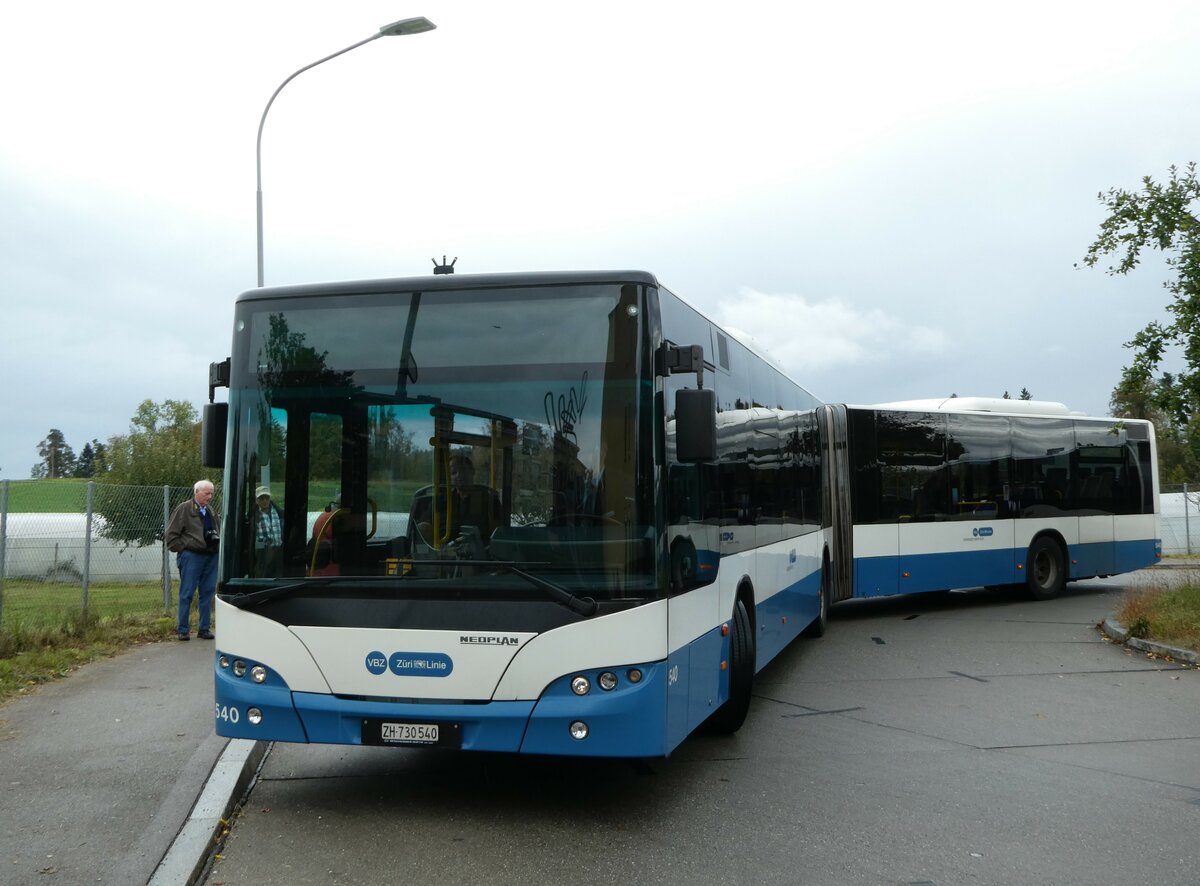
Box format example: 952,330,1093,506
598,671,618,691
571,675,590,696
232,660,247,678
219,656,230,669
569,720,589,740
251,666,268,684
248,707,263,725
626,668,643,684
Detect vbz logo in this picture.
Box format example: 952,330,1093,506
972,527,994,538
365,651,388,675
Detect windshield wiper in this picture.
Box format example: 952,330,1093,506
500,564,599,617
223,578,340,609
432,559,599,617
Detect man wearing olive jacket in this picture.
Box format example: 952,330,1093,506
166,479,220,641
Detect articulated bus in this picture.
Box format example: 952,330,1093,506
820,399,1161,605
203,270,826,757
202,272,1160,758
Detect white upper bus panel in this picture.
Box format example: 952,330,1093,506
868,397,1081,417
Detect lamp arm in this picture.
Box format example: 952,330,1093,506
254,32,382,286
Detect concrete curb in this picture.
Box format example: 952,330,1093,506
1101,616,1200,665
149,739,269,886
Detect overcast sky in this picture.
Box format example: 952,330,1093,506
2,1,1198,479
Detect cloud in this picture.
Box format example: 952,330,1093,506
714,288,952,377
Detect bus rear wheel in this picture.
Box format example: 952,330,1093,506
706,598,755,734
1026,536,1066,600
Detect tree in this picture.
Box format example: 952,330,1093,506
1110,372,1198,482
1081,162,1200,420
74,439,108,478
96,399,221,547
1019,388,1033,401
103,400,210,487
32,429,76,479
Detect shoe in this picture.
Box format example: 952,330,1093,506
178,633,190,641
197,630,214,640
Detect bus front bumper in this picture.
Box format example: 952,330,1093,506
215,656,669,757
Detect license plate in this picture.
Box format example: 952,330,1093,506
362,719,461,748
383,722,438,743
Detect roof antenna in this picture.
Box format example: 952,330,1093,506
432,255,457,275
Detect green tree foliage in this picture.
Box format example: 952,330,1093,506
1019,388,1033,401
1110,372,1199,482
32,429,76,479
1081,162,1200,420
73,439,108,478
103,400,210,487
96,399,221,547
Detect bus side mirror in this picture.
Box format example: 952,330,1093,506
675,388,716,462
201,402,228,468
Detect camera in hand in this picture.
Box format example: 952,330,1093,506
205,529,220,554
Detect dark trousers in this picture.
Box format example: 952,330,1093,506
176,550,217,634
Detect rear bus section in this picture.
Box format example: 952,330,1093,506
837,401,1159,600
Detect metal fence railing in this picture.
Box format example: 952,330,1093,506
1160,484,1200,557
0,480,221,629
1,478,1197,629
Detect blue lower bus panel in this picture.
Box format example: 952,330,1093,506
521,663,667,757
216,652,669,757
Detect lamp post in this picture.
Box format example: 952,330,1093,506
255,16,436,287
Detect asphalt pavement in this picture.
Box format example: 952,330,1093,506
0,635,263,886
0,560,1194,885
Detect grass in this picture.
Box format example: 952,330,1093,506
7,476,425,514
3,478,92,512
1,579,169,622
1116,582,1200,653
0,580,181,705
0,611,179,705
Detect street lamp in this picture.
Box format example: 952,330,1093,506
255,16,436,287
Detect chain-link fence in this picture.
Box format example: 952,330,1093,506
0,480,221,629
1,478,1197,628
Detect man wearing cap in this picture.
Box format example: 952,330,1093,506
254,485,284,577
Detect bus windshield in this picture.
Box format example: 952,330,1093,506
219,281,657,609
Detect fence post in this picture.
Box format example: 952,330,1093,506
0,479,8,627
1186,483,1192,557
82,481,95,613
162,486,172,610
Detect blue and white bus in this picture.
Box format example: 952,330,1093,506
204,271,827,757
820,398,1161,604
202,273,1160,758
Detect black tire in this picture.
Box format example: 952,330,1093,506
706,597,755,734
804,561,830,638
1026,536,1066,600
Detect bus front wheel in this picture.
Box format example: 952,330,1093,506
1025,536,1066,600
706,598,755,734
